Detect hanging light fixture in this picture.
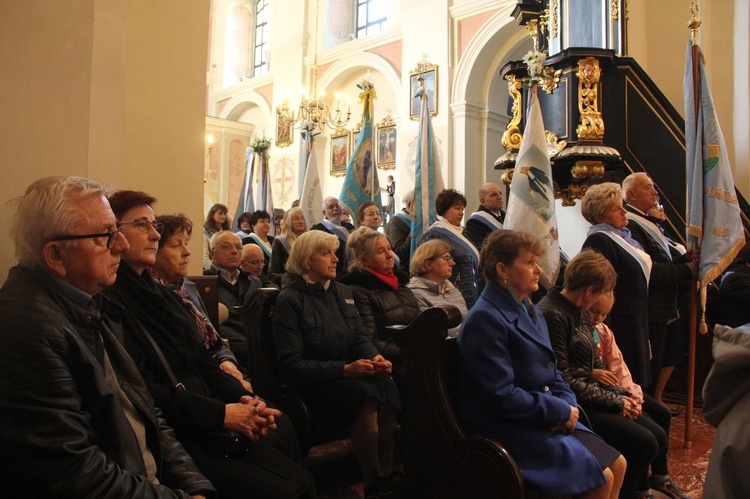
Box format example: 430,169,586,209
275,0,350,132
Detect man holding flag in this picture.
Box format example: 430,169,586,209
339,78,381,225
502,51,560,291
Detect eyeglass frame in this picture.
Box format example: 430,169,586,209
119,218,165,234
49,224,123,249
437,254,454,263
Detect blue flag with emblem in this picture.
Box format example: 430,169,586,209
339,80,380,225
409,78,445,259
684,38,745,324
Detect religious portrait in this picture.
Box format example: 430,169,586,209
329,130,350,177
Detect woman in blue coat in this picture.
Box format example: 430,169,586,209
456,230,626,498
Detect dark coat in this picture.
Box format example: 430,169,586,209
339,269,421,365
272,273,380,386
582,232,652,387
0,265,213,498
270,236,290,274
385,211,412,272
456,282,607,496
463,205,505,251
538,288,626,412
625,205,692,321
718,264,750,328
104,263,250,437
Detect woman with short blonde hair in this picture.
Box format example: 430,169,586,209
270,207,307,274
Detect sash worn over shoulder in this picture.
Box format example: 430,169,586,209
430,221,480,268
592,228,653,286
392,211,410,226
322,220,350,242
275,235,291,254
626,212,672,261
246,233,272,258
468,211,504,231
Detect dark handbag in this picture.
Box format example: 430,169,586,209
142,328,252,458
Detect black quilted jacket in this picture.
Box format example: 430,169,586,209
537,288,625,413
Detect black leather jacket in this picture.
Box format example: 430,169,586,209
0,265,214,498
538,288,625,413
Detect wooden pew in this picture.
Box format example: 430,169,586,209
389,305,526,498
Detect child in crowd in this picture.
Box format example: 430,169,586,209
587,292,693,499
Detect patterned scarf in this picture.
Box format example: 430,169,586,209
146,267,219,350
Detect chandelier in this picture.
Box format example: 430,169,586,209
275,0,350,132
276,63,351,132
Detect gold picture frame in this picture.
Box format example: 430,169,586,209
376,114,396,170
409,61,437,120
276,109,293,147
329,129,350,177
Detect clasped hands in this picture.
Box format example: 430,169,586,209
549,405,579,434
344,355,392,379
224,396,280,441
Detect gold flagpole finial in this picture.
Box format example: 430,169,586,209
688,1,701,40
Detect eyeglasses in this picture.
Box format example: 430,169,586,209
119,218,165,234
243,259,264,266
216,242,243,252
438,255,454,263
50,225,123,249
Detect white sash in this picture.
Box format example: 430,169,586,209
430,219,480,266
626,212,671,261
322,220,351,242
246,233,272,258
275,235,291,254
468,210,504,231
393,211,410,226
599,231,653,286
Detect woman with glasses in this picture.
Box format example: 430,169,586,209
241,210,274,276
340,228,420,382
103,190,315,499
406,239,468,338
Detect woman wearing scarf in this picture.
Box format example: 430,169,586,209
417,189,481,309
103,190,315,499
241,210,274,276
340,227,421,375
581,182,653,388
151,213,249,390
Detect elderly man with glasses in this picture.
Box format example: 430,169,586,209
204,231,266,369
0,176,214,498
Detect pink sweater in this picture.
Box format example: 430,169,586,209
595,322,644,407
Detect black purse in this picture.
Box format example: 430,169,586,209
142,328,252,458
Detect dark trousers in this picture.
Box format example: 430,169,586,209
584,394,668,497
646,320,669,395
184,415,315,499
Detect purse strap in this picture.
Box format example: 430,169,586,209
141,328,186,391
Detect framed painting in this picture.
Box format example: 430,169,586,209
330,130,350,177
276,109,293,147
376,123,396,170
352,123,362,148
409,63,438,120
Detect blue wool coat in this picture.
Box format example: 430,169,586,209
456,283,607,496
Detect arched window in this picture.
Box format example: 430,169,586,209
356,0,389,38
253,0,269,76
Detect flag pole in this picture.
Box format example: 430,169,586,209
684,1,702,448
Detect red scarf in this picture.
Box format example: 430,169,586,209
367,268,399,291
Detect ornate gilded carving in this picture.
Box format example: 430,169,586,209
526,19,539,50
625,0,630,21
571,160,605,179
551,0,559,38
541,66,563,94
576,57,605,141
612,0,619,20
501,168,514,186
559,182,592,207
545,131,567,157
501,75,524,152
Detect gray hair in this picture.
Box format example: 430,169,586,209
11,176,113,268
346,227,387,272
580,182,624,225
402,190,414,206
286,230,339,275
209,230,241,249
280,207,306,243
621,172,649,202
